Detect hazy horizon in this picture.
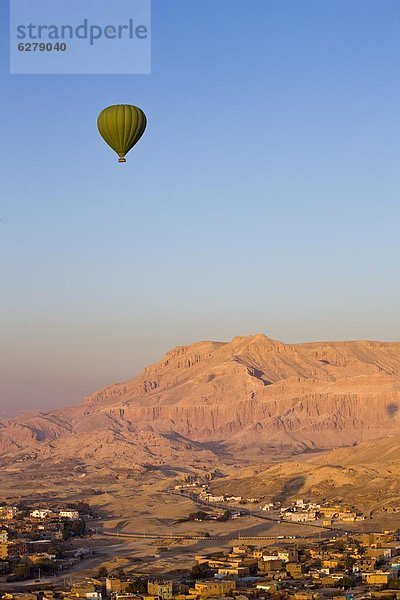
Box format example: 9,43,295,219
1,0,399,416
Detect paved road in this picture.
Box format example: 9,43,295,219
101,530,290,541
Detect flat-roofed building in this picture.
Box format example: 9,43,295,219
148,580,173,600
189,580,236,598
364,572,391,585
0,531,8,544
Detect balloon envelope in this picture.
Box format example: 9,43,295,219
97,104,147,163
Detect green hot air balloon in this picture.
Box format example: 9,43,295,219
97,104,147,163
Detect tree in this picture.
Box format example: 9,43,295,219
218,510,231,522
63,518,86,540
127,579,147,593
191,563,209,579
189,511,208,521
97,566,108,578
35,559,57,576
335,576,354,590
386,578,400,590
14,564,33,580
47,543,63,558
333,540,346,552
345,556,356,572
67,501,96,517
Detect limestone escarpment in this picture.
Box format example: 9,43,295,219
1,334,399,461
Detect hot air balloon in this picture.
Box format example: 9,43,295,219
97,104,147,163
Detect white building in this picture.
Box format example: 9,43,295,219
284,511,316,523
60,510,80,520
30,509,52,519
262,554,280,562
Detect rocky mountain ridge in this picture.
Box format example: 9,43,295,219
1,334,399,464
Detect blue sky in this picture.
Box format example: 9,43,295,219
0,0,399,415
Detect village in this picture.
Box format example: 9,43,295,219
0,502,92,582
2,496,400,600
173,476,367,527
1,529,400,600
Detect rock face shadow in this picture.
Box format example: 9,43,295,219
386,403,398,418
273,475,306,505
